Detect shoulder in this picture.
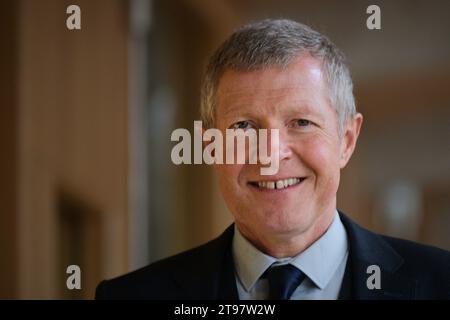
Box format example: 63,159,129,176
95,225,234,299
340,211,450,269
381,234,450,280
339,212,450,298
382,234,450,262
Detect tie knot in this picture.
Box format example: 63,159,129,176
264,264,305,300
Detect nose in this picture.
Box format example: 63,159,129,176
260,127,292,162
274,128,293,162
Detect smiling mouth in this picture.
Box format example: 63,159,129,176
249,177,306,190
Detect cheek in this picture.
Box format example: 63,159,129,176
301,137,339,170
215,164,244,195
299,137,341,191
215,164,252,221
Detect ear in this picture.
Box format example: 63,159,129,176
339,113,363,169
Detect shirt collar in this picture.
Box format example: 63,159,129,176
232,211,348,292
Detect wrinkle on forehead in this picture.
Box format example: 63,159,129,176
219,91,323,121
217,55,326,111
216,57,328,123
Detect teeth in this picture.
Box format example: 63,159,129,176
257,178,302,190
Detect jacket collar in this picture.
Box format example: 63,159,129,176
171,212,417,300
170,225,239,299
339,212,416,299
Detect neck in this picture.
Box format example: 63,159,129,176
237,208,336,259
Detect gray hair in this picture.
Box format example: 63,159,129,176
200,19,356,136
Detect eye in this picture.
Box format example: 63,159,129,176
295,119,312,127
230,121,252,130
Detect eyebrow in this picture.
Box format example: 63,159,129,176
219,102,253,120
219,100,327,126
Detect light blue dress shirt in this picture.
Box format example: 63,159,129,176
232,211,348,300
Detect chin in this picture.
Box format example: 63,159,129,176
261,209,312,235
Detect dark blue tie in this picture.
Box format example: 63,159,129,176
265,264,306,300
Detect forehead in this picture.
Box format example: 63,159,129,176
216,55,329,118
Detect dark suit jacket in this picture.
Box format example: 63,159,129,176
96,212,450,299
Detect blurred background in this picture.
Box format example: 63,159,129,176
1,0,449,299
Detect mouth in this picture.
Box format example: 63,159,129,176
248,177,306,191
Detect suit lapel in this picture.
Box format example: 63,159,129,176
170,225,239,299
339,212,416,299
169,213,417,300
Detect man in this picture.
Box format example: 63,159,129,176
96,19,450,300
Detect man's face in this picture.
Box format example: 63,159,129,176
213,54,361,247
